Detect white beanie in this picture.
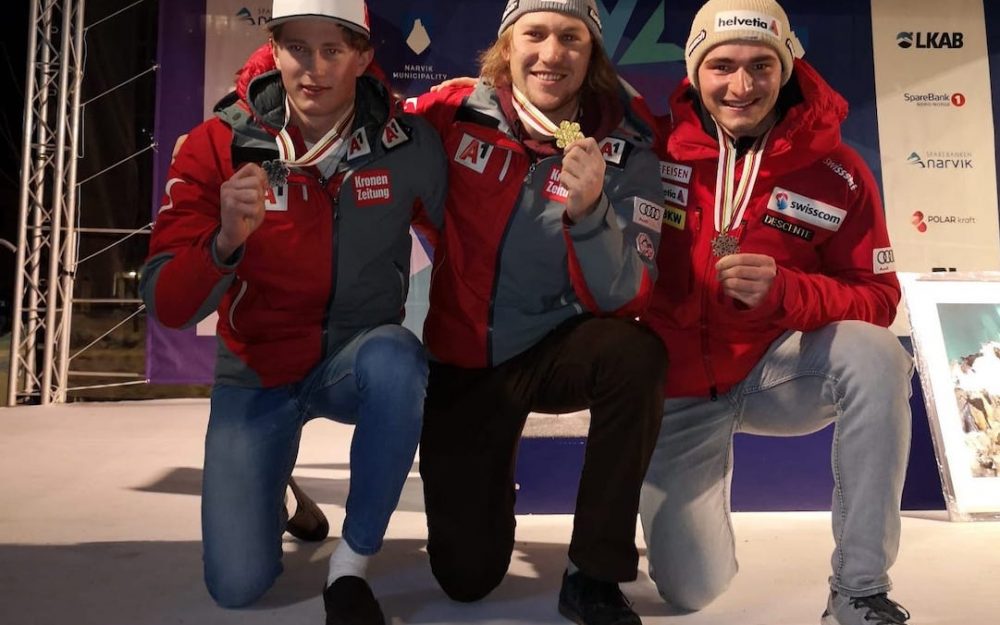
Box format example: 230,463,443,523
686,0,802,90
269,0,370,38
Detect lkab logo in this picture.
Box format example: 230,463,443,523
896,31,964,49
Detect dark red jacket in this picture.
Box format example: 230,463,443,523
408,80,663,368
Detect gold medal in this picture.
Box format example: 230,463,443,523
511,86,584,151
555,120,585,149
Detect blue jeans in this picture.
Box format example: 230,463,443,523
639,321,914,610
201,324,427,608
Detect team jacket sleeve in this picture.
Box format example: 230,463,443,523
563,145,663,317
406,114,449,248
756,164,901,330
139,121,240,329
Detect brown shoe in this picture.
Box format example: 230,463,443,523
285,476,329,542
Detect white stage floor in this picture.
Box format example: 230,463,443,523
1,399,997,624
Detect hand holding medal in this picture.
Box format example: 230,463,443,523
511,87,604,222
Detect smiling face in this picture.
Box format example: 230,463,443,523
270,18,373,141
696,42,782,139
504,11,593,124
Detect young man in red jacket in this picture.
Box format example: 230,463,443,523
141,1,446,623
405,1,667,623
639,1,913,624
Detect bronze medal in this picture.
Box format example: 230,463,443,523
710,233,741,258
262,160,289,188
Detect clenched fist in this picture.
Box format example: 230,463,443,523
560,138,606,223
217,163,269,259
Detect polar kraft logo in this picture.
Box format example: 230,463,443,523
768,187,846,232
872,247,896,275
715,11,780,38
911,210,977,233
896,31,964,49
907,151,974,169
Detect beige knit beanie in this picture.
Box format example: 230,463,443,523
686,0,802,90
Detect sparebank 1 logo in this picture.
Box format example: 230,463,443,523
597,0,684,65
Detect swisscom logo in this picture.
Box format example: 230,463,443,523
896,31,964,49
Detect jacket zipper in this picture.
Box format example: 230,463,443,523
486,157,535,367
319,172,339,360
695,206,720,401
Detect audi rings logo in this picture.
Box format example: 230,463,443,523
875,249,895,265
639,202,662,220
912,211,928,233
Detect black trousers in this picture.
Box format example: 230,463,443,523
419,316,667,602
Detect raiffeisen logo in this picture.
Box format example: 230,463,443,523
907,151,974,169
903,92,966,108
896,31,964,49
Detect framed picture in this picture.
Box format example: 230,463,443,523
902,272,1000,521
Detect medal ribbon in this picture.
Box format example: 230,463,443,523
711,124,771,236
511,86,561,137
511,86,583,148
274,98,356,171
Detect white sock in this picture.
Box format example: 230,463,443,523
284,484,298,518
327,539,370,587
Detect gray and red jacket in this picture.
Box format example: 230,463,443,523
141,69,447,387
407,80,663,368
644,59,900,398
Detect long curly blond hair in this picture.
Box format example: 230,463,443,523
478,29,619,97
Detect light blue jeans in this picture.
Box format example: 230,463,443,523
640,321,914,610
201,324,427,608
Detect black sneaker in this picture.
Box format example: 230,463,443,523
558,569,642,625
821,591,911,625
286,476,329,542
323,576,386,625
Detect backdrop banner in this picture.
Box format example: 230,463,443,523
149,0,1000,384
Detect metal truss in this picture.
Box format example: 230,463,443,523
8,0,155,405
